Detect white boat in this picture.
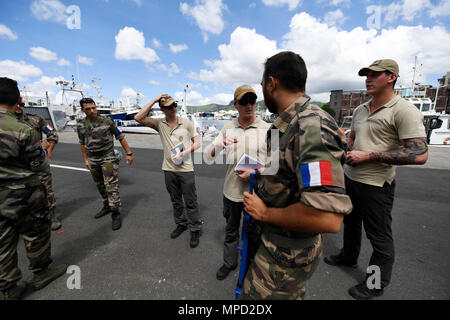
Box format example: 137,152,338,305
404,97,450,145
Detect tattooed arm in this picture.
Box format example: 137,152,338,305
346,137,428,166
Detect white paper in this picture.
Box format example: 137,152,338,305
234,153,264,172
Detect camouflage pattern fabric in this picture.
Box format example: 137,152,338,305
241,96,352,300
76,115,125,154
0,108,51,292
19,113,59,144
240,234,322,300
38,166,56,214
88,151,121,211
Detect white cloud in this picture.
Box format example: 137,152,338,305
180,0,227,42
261,0,303,11
114,26,159,64
131,0,142,6
281,12,450,96
169,43,189,54
29,46,58,62
0,60,43,82
188,27,278,90
57,58,71,66
0,24,18,40
152,38,162,48
249,2,257,8
188,12,450,103
317,0,351,7
428,0,450,18
77,56,94,66
30,0,68,24
323,9,348,27
157,63,181,77
174,89,233,106
149,80,160,85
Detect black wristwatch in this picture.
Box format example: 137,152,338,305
127,153,133,156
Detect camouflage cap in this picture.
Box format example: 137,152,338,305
159,96,176,107
234,84,256,100
358,59,399,76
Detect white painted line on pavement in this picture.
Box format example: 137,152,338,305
50,164,89,172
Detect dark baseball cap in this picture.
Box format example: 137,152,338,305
358,59,399,76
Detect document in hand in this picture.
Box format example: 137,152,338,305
171,143,185,165
234,153,264,173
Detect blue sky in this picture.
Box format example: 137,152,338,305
1,0,449,107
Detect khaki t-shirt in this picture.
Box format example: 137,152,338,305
154,117,197,172
345,95,426,187
212,116,270,202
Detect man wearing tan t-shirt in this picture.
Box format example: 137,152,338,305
135,94,202,248
324,59,428,299
208,85,270,280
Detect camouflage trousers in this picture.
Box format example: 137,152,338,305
0,182,52,292
240,234,322,300
38,166,56,214
88,152,121,211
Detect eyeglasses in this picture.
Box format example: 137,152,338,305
161,103,177,110
237,97,256,106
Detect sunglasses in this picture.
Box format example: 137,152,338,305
161,103,177,110
237,97,256,106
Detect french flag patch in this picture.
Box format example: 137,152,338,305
300,161,333,188
44,124,53,133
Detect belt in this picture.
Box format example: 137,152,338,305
87,146,114,157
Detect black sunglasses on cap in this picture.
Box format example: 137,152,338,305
161,102,177,110
237,96,256,106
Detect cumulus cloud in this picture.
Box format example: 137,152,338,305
29,46,58,62
180,0,227,42
262,0,303,11
0,24,18,40
77,55,94,66
323,9,348,27
57,58,71,66
188,12,450,102
429,0,450,18
0,60,43,82
30,0,68,24
149,80,161,85
188,27,278,90
152,38,163,48
114,26,159,64
157,63,181,77
169,43,189,54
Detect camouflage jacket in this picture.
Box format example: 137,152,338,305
0,108,48,187
256,96,352,264
76,115,125,155
18,113,59,143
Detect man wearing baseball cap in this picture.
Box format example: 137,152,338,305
324,59,428,299
208,84,270,280
135,94,202,248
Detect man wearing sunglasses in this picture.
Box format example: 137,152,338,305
135,94,202,248
208,85,270,280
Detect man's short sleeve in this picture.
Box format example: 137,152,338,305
108,117,125,140
395,102,427,140
76,122,85,145
295,112,352,215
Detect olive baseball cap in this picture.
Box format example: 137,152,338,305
358,59,399,76
159,96,176,107
234,84,256,100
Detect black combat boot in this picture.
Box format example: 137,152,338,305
32,264,68,291
112,210,121,231
1,281,27,300
95,202,112,219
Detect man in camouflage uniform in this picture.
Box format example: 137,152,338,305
15,102,62,230
77,97,134,231
0,77,68,300
241,52,353,300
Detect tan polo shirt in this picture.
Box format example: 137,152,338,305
212,116,270,202
345,95,426,187
154,117,197,172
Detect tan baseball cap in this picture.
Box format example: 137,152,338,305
159,96,176,107
234,84,256,100
358,59,399,76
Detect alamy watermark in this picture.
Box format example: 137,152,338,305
66,265,81,289
66,5,81,30
366,265,381,290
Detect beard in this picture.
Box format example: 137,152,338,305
263,86,278,114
